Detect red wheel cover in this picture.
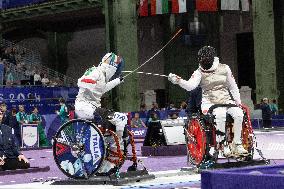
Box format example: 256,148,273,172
187,119,207,165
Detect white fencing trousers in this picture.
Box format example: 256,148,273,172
211,106,244,144
75,100,97,120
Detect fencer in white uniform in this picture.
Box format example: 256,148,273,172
75,52,127,173
168,46,248,156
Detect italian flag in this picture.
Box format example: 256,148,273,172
151,0,169,15
172,0,187,13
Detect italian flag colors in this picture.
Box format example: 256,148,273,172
172,0,187,13
151,0,169,15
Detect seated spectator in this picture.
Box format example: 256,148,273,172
33,71,41,85
5,70,14,86
167,102,177,110
29,107,49,147
178,101,187,117
41,74,49,86
0,59,4,86
151,102,160,111
24,67,34,85
131,113,146,128
0,122,30,171
13,68,21,86
168,112,178,119
139,103,147,118
53,77,62,87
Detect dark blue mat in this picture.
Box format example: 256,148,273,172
201,164,284,189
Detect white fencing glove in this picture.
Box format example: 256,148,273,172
168,73,181,84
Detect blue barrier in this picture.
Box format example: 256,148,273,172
0,86,78,114
1,0,48,9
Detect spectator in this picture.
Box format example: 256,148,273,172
5,70,14,86
9,108,20,145
56,98,69,124
147,102,160,123
13,68,21,86
260,98,272,129
131,113,146,128
139,103,147,118
29,107,49,147
254,98,263,110
41,74,49,86
167,102,177,110
0,59,4,86
68,105,75,120
16,105,28,146
178,101,188,117
151,102,160,111
270,99,278,116
33,71,41,85
24,66,34,85
169,112,178,119
53,77,62,87
148,112,159,123
0,121,30,171
0,103,11,126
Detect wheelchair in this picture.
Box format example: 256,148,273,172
185,103,255,168
184,87,255,168
52,109,138,179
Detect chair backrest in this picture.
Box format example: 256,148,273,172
186,86,202,116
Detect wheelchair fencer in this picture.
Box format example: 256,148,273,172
52,108,140,179
184,87,255,168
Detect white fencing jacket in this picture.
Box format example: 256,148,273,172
178,57,241,110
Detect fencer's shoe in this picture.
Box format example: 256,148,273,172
232,144,248,156
222,145,231,157
208,147,215,157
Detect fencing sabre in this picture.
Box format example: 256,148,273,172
123,28,183,79
122,71,168,78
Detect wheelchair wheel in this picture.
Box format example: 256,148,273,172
186,118,207,166
53,119,105,179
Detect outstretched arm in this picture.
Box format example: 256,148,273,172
226,65,241,105
168,70,202,91
104,78,121,93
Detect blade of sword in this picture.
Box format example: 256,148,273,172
122,71,168,78
124,28,182,78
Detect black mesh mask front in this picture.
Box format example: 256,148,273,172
198,46,216,70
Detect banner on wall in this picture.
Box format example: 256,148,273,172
22,124,39,148
1,0,47,9
0,86,78,114
127,126,147,139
